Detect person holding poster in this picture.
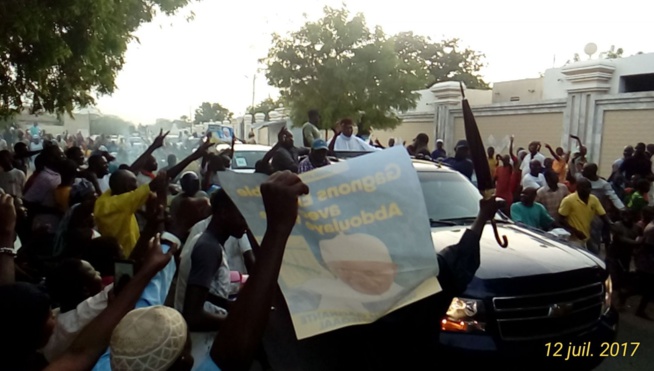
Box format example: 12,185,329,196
217,146,503,370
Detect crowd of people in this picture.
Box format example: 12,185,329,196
0,107,653,370
0,117,506,370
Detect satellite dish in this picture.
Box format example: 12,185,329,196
584,43,598,59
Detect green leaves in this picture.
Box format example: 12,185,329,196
0,0,195,118
194,102,232,125
263,5,488,131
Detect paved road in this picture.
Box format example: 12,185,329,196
595,296,654,370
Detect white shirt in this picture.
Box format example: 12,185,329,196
43,284,113,362
224,234,252,274
0,168,26,198
333,135,381,152
521,173,546,190
519,152,546,174
97,175,110,194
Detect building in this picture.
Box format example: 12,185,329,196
373,52,654,177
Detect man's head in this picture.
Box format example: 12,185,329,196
14,142,28,156
167,154,178,167
110,306,192,371
65,146,85,166
624,145,634,158
636,142,646,155
0,282,55,359
414,133,429,147
308,109,320,125
529,159,542,176
88,155,109,178
636,178,651,195
579,145,587,156
454,140,469,158
144,154,158,172
43,144,65,169
388,138,395,147
320,233,398,295
47,259,103,311
518,150,528,162
310,139,329,164
279,129,294,149
0,150,12,171
210,189,247,237
59,159,79,186
543,157,553,170
109,169,138,195
340,118,355,138
486,146,495,158
436,139,444,149
555,147,565,157
544,169,559,189
520,187,538,206
180,172,200,196
528,141,540,155
621,208,637,225
500,154,511,167
581,162,599,181
576,177,592,199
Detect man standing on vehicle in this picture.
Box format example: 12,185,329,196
302,109,322,148
443,140,474,180
298,139,331,174
328,118,381,152
272,127,308,174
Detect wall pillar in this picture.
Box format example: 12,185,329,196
561,60,615,163
430,81,463,153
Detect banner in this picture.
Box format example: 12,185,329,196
207,124,233,143
217,146,441,339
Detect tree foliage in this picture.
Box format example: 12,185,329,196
247,97,282,121
0,0,195,117
263,6,426,131
193,102,232,124
392,32,489,89
263,6,489,131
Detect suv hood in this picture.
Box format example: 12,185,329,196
431,223,605,280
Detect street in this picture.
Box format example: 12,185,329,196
595,296,654,370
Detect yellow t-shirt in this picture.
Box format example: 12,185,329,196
552,158,568,183
558,193,606,241
488,157,499,179
54,186,72,213
93,184,152,256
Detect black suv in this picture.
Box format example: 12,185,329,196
416,159,618,369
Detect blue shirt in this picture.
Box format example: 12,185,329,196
90,238,219,370
431,148,447,159
510,202,554,230
443,157,474,180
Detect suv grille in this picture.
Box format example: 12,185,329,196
492,282,603,341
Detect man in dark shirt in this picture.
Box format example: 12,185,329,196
620,142,652,180
271,127,308,173
443,140,474,180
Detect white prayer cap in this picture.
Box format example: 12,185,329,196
110,306,188,371
320,233,392,264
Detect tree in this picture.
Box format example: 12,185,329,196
247,97,282,121
601,45,624,59
263,6,426,131
0,0,195,118
193,102,233,124
392,32,489,89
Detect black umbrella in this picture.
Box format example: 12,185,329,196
460,82,508,248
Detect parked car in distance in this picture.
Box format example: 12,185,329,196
215,143,272,173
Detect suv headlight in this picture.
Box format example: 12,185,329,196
441,297,486,333
602,276,613,315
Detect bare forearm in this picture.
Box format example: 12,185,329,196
212,227,290,370
46,270,155,371
166,154,201,181
129,147,156,173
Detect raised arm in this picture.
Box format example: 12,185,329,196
509,135,515,160
211,171,309,371
129,129,169,174
544,143,561,162
0,195,16,286
45,236,177,371
165,137,213,181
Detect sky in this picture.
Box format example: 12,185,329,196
95,0,653,124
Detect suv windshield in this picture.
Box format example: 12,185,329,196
232,150,267,170
418,171,482,221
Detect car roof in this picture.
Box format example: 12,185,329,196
411,159,456,173
215,143,272,152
